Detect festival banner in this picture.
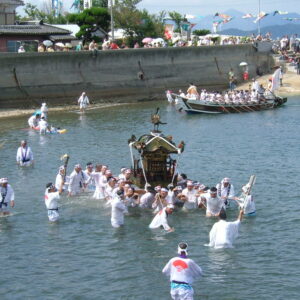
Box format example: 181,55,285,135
242,13,254,19
254,12,269,23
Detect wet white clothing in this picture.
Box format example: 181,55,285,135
182,188,198,210
28,115,39,128
242,195,256,215
149,207,171,231
209,219,241,248
104,184,115,205
68,170,86,195
111,196,128,228
39,119,48,134
41,104,48,119
162,257,203,285
203,194,224,216
216,182,235,207
139,192,154,209
44,190,60,222
83,170,95,191
0,184,14,212
78,94,90,109
16,146,34,166
89,172,105,199
55,173,69,191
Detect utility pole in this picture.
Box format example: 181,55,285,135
258,0,261,35
110,0,114,40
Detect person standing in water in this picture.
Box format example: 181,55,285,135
0,178,15,216
77,92,90,112
16,140,34,166
162,242,203,300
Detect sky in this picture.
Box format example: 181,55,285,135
17,0,300,16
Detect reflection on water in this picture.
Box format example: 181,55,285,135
0,97,299,299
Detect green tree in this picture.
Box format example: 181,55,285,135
113,0,165,45
20,3,68,24
193,29,211,36
168,11,185,32
68,7,110,42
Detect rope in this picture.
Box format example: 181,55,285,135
139,151,149,187
170,153,181,185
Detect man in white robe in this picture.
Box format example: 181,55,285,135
16,140,34,166
77,92,90,112
162,242,203,300
38,117,48,134
0,178,15,215
139,185,155,209
44,180,64,222
40,103,48,119
149,204,174,232
208,209,244,249
181,181,198,210
111,190,128,228
216,177,236,208
68,164,87,196
28,114,40,128
200,187,224,217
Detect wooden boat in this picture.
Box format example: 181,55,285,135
128,109,184,188
169,93,287,114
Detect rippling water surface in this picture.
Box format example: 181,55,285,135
0,97,299,300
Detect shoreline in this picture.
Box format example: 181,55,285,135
0,102,133,120
0,71,299,120
237,71,300,97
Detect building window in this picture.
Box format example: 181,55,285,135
7,40,39,52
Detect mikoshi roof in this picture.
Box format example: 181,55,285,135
133,133,180,154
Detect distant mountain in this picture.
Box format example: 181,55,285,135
220,24,300,38
193,9,300,33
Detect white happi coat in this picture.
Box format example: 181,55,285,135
139,192,154,209
83,170,95,191
149,207,171,231
28,115,39,127
162,256,203,285
0,184,14,211
111,196,128,228
243,195,256,215
209,219,241,249
44,190,60,222
204,194,224,216
16,146,34,166
68,170,86,195
39,119,48,134
182,188,198,210
78,94,90,109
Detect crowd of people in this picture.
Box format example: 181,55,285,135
1,101,257,300
17,31,278,54
168,78,273,105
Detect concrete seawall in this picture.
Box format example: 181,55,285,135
0,43,274,108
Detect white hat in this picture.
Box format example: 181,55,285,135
125,169,131,174
75,164,82,169
223,177,230,183
0,178,8,183
199,184,206,190
59,165,65,171
154,186,161,192
161,188,168,192
42,103,46,106
242,183,250,193
187,181,193,186
177,242,188,255
121,168,127,173
105,170,112,175
167,204,174,209
176,186,182,191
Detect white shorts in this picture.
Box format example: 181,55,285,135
170,282,194,300
48,210,59,222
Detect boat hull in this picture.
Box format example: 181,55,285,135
171,94,287,114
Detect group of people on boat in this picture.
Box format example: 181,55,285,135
167,79,271,106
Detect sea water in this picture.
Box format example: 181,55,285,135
0,96,299,299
